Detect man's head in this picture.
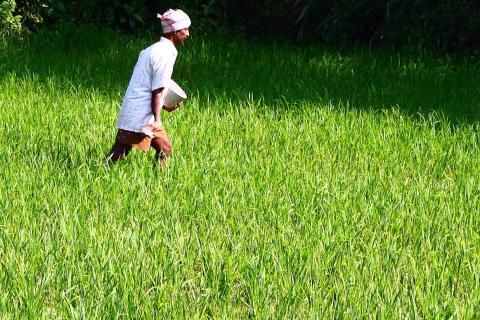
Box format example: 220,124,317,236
157,9,191,45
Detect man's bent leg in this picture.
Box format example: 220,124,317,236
106,142,132,162
151,135,172,166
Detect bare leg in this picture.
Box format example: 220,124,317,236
106,142,132,162
151,136,172,166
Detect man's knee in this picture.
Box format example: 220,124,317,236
162,142,172,156
152,138,172,157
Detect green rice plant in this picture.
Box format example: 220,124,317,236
1,26,480,318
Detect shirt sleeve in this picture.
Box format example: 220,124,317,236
150,51,175,92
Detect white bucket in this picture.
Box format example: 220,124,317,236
164,79,187,107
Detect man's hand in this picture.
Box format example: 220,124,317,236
142,120,162,138
163,102,181,112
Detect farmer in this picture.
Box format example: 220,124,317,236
106,9,191,165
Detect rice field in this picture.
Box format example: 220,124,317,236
1,26,480,318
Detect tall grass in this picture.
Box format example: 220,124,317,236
1,25,480,318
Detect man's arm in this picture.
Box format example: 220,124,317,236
152,87,165,122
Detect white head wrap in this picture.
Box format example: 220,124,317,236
157,9,191,34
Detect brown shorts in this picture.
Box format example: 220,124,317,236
115,127,169,152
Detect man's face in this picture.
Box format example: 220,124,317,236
173,28,190,44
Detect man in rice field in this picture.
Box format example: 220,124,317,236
106,9,191,166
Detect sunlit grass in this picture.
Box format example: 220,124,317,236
1,26,480,318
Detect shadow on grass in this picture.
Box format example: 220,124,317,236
2,25,480,124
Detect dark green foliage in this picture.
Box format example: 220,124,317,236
14,0,49,30
45,0,150,31
0,0,21,36
296,0,480,50
10,0,480,50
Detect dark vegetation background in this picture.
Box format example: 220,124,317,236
2,0,480,51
